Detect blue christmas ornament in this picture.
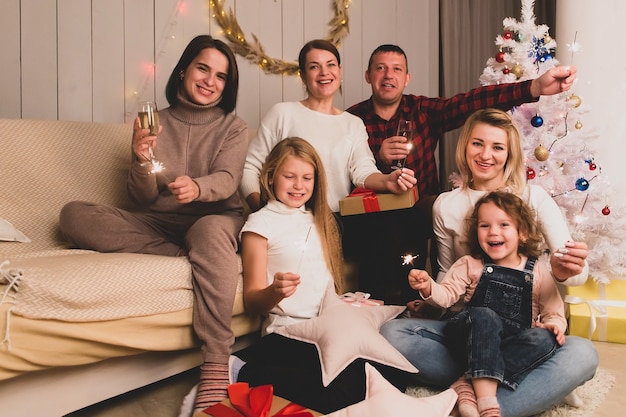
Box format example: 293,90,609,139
575,177,590,191
531,115,544,127
529,36,551,63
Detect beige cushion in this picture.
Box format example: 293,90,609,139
274,283,418,387
0,218,29,243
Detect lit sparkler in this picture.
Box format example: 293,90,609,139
401,253,418,266
295,226,312,274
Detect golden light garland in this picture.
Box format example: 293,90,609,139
209,0,352,76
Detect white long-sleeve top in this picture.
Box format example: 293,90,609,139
240,101,380,212
433,185,588,286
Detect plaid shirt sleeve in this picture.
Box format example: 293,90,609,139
347,80,536,196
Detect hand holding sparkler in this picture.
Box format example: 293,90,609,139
407,269,432,297
271,271,301,298
168,176,200,204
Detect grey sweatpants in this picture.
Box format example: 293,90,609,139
59,201,244,364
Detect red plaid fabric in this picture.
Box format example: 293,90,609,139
347,81,537,197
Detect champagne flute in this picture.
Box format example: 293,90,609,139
392,119,413,171
137,101,164,173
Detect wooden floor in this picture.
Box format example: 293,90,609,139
592,341,624,417
66,341,624,417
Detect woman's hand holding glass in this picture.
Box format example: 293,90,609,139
133,101,163,165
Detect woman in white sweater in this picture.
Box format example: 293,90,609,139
240,39,416,214
381,109,598,417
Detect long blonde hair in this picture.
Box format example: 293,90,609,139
260,137,344,293
455,108,527,195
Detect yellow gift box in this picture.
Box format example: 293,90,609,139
339,187,418,216
565,279,626,344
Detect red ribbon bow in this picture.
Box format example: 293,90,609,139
203,383,314,417
349,187,380,213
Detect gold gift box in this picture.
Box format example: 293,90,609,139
339,187,418,216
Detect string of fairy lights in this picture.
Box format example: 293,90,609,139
209,0,352,76
131,0,352,106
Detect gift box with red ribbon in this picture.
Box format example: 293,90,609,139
339,187,418,216
198,382,322,417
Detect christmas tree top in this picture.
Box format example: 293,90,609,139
477,0,626,282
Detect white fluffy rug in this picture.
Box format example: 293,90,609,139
406,367,615,417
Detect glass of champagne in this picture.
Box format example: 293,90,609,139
392,119,413,170
137,101,164,173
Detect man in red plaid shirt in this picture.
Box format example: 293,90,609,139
346,44,577,304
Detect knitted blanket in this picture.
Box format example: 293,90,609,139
0,250,193,322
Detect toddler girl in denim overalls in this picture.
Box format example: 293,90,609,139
407,191,567,417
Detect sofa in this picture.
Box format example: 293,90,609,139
0,118,261,417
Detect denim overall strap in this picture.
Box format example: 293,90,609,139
467,258,536,334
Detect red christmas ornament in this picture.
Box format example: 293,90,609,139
602,206,611,215
589,162,597,171
496,51,505,63
526,167,536,180
503,67,510,75
503,31,513,40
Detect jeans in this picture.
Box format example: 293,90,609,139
380,318,598,417
445,307,558,389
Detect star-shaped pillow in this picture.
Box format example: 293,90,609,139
274,282,418,386
324,363,457,417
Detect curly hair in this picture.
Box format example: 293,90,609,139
465,190,544,260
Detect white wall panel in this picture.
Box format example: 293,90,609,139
256,0,285,124
0,0,21,118
232,0,262,128
281,0,306,103
21,0,58,120
58,0,93,122
93,0,126,123
341,0,365,109
2,0,438,127
398,0,438,97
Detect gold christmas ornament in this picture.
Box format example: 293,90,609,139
569,94,582,108
544,35,552,43
534,144,550,161
575,121,583,129
511,64,524,79
209,0,352,75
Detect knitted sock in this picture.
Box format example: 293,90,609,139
477,396,501,417
194,361,229,413
451,377,479,417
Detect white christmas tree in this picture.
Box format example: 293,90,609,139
478,0,626,283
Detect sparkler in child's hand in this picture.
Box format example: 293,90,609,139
401,253,419,266
295,226,312,274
